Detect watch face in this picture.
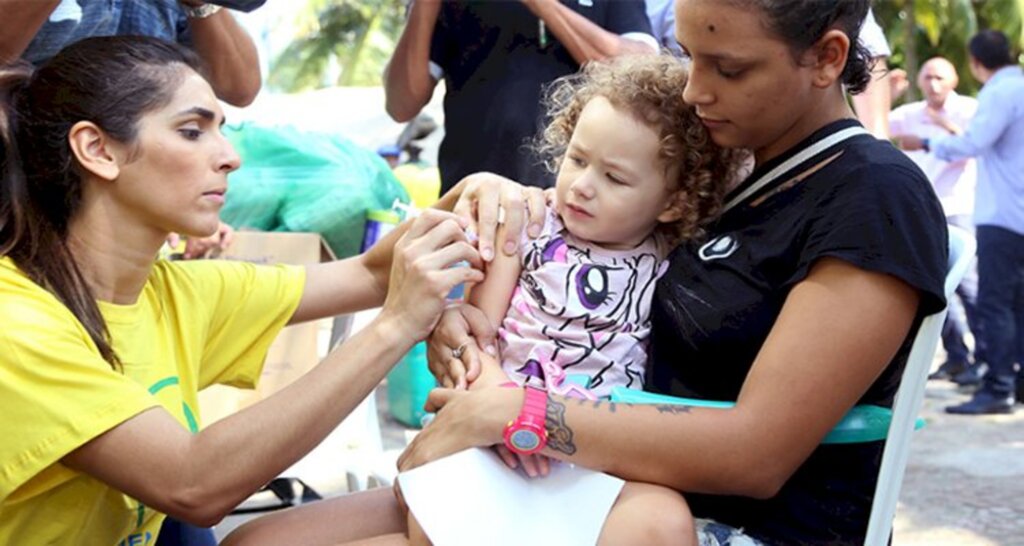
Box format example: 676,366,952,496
511,429,541,451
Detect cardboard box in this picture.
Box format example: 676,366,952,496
198,231,336,426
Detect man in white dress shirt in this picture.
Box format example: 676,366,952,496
891,57,983,383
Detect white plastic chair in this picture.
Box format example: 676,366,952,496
864,224,976,546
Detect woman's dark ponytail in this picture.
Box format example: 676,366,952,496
0,64,32,257
0,62,122,369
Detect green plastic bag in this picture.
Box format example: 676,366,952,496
221,124,409,259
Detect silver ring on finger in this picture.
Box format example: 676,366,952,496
451,342,469,360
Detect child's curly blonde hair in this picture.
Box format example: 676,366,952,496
535,54,743,243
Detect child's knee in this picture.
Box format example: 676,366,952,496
640,495,695,545
602,482,695,546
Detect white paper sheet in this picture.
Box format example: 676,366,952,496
397,448,625,546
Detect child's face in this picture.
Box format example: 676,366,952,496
555,96,679,249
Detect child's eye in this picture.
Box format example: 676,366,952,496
570,155,586,168
607,173,628,185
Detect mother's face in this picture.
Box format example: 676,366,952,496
675,0,822,163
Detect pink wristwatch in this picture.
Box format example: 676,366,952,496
503,386,548,455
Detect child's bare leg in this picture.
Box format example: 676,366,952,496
406,511,432,546
598,481,696,546
220,487,405,546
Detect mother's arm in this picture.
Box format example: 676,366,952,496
402,257,919,497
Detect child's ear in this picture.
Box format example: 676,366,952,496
657,192,686,223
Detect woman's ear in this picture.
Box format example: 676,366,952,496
67,121,121,181
809,29,850,89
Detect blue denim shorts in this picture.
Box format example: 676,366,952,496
695,518,766,546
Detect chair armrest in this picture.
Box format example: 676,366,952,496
608,387,925,444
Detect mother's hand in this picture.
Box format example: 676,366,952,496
397,387,521,472
381,210,485,342
452,172,547,262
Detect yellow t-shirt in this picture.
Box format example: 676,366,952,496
0,257,305,545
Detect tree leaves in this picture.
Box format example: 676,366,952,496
268,0,406,92
875,0,1022,103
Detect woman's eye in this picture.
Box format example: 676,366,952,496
570,156,586,168
178,128,202,140
717,66,743,79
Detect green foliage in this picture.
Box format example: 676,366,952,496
874,0,1024,102
268,0,406,91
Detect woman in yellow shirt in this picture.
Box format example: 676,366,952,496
0,35,488,544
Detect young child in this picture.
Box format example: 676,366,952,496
408,55,742,545
470,54,738,393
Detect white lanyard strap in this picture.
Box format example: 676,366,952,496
721,126,869,214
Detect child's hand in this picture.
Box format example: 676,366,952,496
426,305,497,389
494,445,551,478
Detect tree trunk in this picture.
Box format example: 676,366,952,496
903,0,919,103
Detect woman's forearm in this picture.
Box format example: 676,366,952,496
0,0,61,62
63,316,414,527
538,396,781,498
184,316,413,521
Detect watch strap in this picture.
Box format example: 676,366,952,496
184,3,222,18
522,386,547,422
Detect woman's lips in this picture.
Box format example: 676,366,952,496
699,117,728,129
202,190,226,205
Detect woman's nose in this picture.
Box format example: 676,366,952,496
682,69,712,106
219,139,241,173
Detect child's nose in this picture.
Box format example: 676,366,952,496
571,172,596,198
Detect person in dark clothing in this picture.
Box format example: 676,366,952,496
384,0,656,194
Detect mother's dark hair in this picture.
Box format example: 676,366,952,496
0,36,204,369
726,0,874,94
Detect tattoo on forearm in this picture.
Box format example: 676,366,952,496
655,404,693,415
545,397,577,456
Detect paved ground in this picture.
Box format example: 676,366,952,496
892,379,1024,546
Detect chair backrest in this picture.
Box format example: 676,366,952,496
864,224,976,546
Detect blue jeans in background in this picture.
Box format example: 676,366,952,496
942,216,984,365
974,225,1024,396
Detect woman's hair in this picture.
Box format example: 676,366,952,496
0,36,204,369
969,30,1014,70
536,54,742,244
726,0,873,94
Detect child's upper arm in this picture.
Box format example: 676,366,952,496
468,223,523,329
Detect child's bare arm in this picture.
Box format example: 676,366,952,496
465,222,523,389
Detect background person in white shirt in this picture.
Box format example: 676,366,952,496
901,30,1024,414
891,57,983,383
851,7,892,138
